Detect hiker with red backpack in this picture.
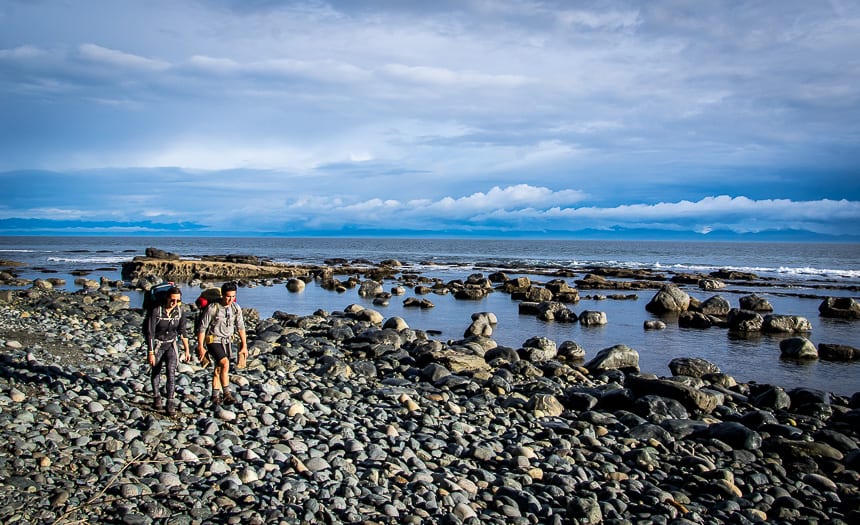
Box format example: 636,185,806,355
144,285,190,415
196,281,247,407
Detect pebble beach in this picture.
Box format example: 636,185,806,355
1,272,859,524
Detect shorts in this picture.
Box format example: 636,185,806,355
206,342,232,363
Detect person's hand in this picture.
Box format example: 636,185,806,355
183,350,191,363
148,352,156,367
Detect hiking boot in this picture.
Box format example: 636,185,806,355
221,390,237,405
166,399,176,416
153,395,163,411
211,391,222,407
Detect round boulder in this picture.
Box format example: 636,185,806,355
669,357,721,378
779,337,818,360
645,284,691,314
584,344,640,373
578,310,607,326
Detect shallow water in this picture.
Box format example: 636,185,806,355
1,236,858,395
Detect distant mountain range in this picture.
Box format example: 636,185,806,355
1,218,858,243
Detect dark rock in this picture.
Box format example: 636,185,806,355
707,421,762,450
818,343,860,361
818,296,860,319
645,284,691,314
668,357,720,378
739,293,774,312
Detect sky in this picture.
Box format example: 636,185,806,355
1,0,859,240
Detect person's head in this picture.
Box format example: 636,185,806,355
165,286,182,308
220,282,238,305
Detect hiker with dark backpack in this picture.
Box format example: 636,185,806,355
196,281,247,407
144,286,190,415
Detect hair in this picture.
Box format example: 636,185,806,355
221,281,238,294
167,286,182,296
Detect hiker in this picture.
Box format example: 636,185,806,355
196,281,247,407
146,286,190,415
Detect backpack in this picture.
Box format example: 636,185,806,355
194,288,222,335
141,282,175,338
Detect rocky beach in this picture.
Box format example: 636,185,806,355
1,250,860,524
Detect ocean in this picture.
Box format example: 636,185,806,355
2,236,859,395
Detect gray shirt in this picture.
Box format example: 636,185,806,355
198,302,245,342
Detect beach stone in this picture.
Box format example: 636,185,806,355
286,278,305,292
578,310,607,326
644,320,666,330
698,295,731,316
669,357,720,378
645,284,691,313
763,314,812,333
727,309,763,332
707,421,762,450
557,340,586,361
567,495,602,524
739,294,774,312
521,336,557,362
818,296,860,319
679,311,712,328
383,317,409,331
779,337,818,359
626,375,719,413
818,343,860,361
751,386,791,409
633,395,689,422
698,278,725,290
527,393,564,417
9,388,26,402
584,344,639,373
464,317,494,338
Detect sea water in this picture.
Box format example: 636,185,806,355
2,236,858,395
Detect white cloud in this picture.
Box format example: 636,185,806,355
0,45,47,60
379,64,531,88
78,43,170,72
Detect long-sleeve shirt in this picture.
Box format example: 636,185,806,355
146,305,188,353
197,302,245,342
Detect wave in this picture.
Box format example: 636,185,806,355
46,256,128,265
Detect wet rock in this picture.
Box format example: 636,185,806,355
584,344,639,373
818,296,860,319
780,337,818,359
668,357,720,378
645,284,691,314
818,343,860,361
763,314,812,333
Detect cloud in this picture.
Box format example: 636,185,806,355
379,64,531,88
77,43,170,72
0,1,858,239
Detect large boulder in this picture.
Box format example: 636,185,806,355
145,247,180,260
727,309,764,332
645,284,691,314
584,344,639,373
358,280,384,298
521,336,558,362
739,294,773,312
819,297,860,319
818,343,860,361
578,310,607,326
698,295,731,316
763,314,812,333
678,311,713,329
626,375,720,413
698,278,726,291
668,357,720,378
779,337,818,359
